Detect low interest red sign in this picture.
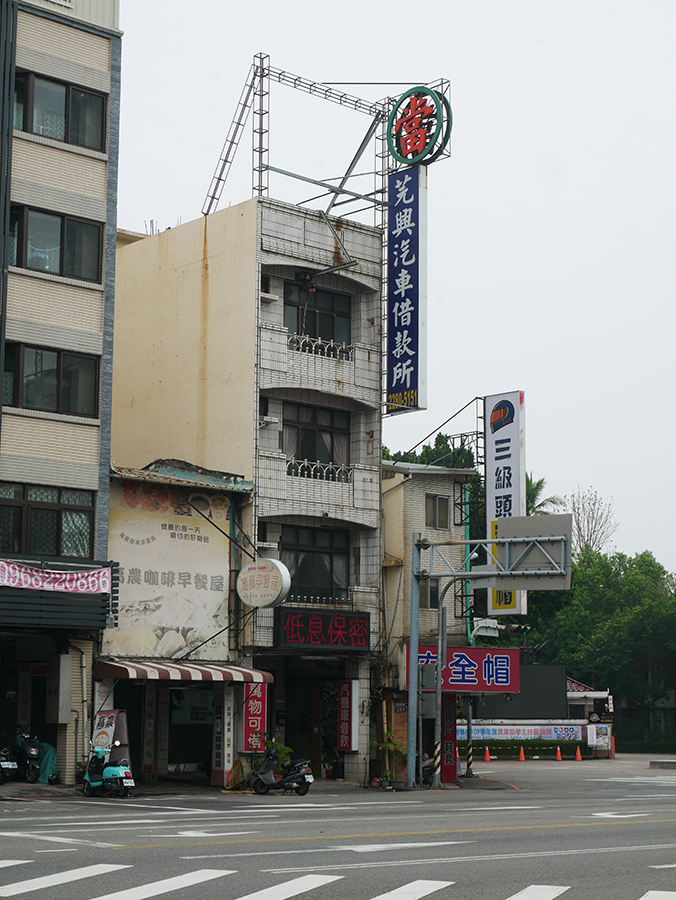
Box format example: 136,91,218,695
275,609,369,651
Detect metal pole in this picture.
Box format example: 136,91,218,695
465,697,475,777
406,534,421,789
432,593,445,789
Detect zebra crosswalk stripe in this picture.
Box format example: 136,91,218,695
368,880,454,900
637,893,676,899
228,874,344,900
503,889,569,900
0,863,130,897
87,869,237,900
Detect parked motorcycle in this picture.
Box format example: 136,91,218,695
0,744,18,784
12,732,41,783
251,742,313,796
83,740,135,798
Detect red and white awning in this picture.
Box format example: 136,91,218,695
95,659,273,684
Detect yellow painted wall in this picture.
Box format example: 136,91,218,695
112,201,259,479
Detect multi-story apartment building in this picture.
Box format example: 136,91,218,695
111,198,382,783
380,459,474,777
0,0,120,783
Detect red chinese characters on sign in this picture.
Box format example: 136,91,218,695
276,609,370,651
243,683,267,752
394,94,436,158
337,680,352,752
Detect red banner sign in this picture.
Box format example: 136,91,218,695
407,645,520,693
243,683,267,752
275,609,369,650
0,560,111,594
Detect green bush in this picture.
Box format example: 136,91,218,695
457,739,589,759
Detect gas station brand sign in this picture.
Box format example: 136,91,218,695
387,87,452,165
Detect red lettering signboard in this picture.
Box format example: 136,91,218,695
243,683,267,752
406,645,520,693
337,680,358,752
441,694,457,784
275,609,370,651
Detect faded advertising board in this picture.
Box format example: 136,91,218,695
104,481,231,660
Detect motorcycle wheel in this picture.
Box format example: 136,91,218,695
294,781,310,796
25,768,38,784
0,772,7,785
252,778,270,795
83,780,94,797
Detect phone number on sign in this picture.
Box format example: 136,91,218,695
388,389,418,412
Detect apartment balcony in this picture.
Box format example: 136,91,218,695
256,451,379,529
259,323,380,407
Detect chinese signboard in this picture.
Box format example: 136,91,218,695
243,683,267,752
485,391,526,616
0,560,111,594
275,608,370,651
104,481,231,660
387,166,427,414
456,724,582,742
386,87,452,166
337,680,358,752
92,709,118,749
212,683,234,785
237,559,290,608
406,644,520,693
441,694,457,783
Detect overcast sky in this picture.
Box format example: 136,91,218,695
117,2,676,573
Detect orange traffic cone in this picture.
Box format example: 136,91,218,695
518,746,525,761
484,746,490,762
555,745,562,761
575,746,582,761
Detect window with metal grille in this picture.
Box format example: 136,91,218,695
280,525,349,604
0,484,94,559
283,282,351,345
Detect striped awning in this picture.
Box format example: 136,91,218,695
95,658,273,684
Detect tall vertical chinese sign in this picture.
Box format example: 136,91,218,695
485,391,526,615
387,166,427,413
337,679,359,753
243,683,268,752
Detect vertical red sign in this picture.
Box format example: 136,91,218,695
243,683,267,752
441,694,457,784
337,680,352,752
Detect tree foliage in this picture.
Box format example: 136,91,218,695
526,472,565,516
564,486,618,555
526,549,676,714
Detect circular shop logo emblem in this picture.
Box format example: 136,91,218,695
387,87,452,166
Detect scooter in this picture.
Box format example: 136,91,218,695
13,732,41,783
0,744,18,784
251,742,314,796
83,740,135,798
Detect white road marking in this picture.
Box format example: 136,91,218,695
587,778,676,785
650,865,676,869
0,831,120,848
504,889,569,900
343,841,474,853
150,830,260,837
0,863,130,896
368,880,454,900
87,869,236,900
591,812,650,819
262,841,676,873
638,893,676,899
35,849,78,853
180,841,476,861
231,874,343,900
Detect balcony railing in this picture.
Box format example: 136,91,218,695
286,589,352,608
287,333,354,361
286,459,353,483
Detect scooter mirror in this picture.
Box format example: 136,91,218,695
113,740,120,747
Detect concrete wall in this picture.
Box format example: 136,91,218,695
112,202,259,480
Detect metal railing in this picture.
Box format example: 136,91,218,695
286,459,353,483
287,333,354,361
286,590,352,608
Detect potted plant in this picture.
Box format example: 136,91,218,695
370,732,407,789
379,769,392,788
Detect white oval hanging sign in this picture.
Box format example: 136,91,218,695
236,558,291,608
